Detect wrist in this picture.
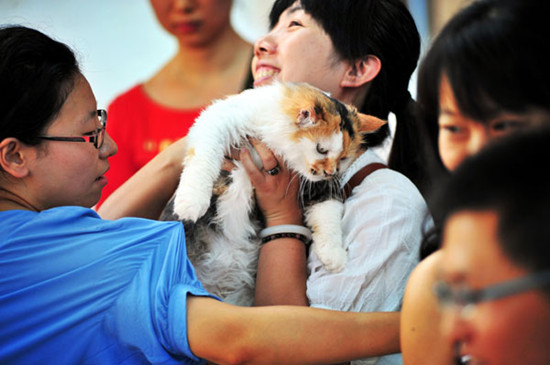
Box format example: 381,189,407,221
259,224,312,246
264,213,303,227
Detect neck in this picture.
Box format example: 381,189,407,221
173,29,250,76
0,187,40,212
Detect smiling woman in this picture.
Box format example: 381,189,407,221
246,2,430,365
0,25,406,365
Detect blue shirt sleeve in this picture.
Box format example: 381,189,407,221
0,207,219,365
105,219,219,364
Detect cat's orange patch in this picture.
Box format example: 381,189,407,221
281,83,345,140
311,158,339,177
281,83,364,158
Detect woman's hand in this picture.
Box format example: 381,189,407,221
239,138,302,227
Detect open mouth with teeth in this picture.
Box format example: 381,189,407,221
254,68,280,86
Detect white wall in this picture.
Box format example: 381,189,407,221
0,0,273,109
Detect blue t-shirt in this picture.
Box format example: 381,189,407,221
0,206,218,364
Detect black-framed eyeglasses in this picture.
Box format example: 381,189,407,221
434,270,550,317
39,109,107,149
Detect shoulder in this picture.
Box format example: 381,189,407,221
403,250,441,302
3,206,183,242
401,251,455,364
352,166,428,213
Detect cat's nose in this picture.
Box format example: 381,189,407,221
323,170,336,178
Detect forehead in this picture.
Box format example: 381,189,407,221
46,75,97,132
440,210,527,284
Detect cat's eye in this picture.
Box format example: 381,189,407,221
316,144,328,155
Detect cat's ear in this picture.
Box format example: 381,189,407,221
340,55,381,88
357,113,387,133
296,108,317,128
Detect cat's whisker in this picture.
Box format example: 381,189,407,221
287,173,302,207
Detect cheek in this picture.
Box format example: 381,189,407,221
281,40,336,82
438,135,465,172
471,298,550,363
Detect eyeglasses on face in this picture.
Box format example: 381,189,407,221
39,109,107,149
434,270,550,318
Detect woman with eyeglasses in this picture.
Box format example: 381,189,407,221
400,0,550,363
0,25,403,364
432,128,550,365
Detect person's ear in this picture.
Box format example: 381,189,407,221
0,138,31,178
340,55,381,88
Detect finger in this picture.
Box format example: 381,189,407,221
221,157,237,172
240,147,265,185
226,146,241,161
248,138,279,170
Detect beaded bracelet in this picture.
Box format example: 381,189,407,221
261,232,311,245
259,224,312,245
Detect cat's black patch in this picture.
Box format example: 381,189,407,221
360,124,389,148
331,97,355,139
314,103,323,119
300,178,343,206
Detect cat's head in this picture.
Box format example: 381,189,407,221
281,83,386,182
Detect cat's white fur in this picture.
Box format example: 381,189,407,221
174,82,354,305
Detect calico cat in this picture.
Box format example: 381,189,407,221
162,82,386,305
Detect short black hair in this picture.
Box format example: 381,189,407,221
0,25,80,146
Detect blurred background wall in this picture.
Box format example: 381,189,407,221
0,0,472,108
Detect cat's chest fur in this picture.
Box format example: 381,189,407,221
161,82,386,305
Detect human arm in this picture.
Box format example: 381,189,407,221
187,296,401,365
239,140,308,306
97,137,186,220
400,250,456,365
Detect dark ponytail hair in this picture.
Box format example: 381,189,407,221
0,25,80,146
270,0,425,190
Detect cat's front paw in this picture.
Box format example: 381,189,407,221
314,244,347,273
173,185,212,222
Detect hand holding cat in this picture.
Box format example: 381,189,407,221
240,138,302,227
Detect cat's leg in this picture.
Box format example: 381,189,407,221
305,199,347,273
173,86,282,222
173,100,253,221
174,144,226,222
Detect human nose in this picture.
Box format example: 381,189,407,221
467,128,490,157
100,132,118,159
440,304,473,348
254,32,277,58
173,0,195,13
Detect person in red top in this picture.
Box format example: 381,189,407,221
98,0,253,206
